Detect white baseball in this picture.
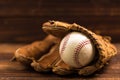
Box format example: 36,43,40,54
59,32,95,68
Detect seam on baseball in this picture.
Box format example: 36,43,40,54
74,39,90,67
60,33,71,55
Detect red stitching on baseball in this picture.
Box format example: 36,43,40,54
60,33,71,55
74,39,90,67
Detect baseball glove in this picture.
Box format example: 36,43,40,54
13,20,117,76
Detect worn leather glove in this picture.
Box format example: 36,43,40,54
13,20,117,76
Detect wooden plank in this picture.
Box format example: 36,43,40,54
0,7,119,17
0,0,119,16
0,0,119,43
0,43,119,80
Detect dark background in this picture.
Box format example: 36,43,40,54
0,0,119,43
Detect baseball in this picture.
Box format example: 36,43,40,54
59,32,95,68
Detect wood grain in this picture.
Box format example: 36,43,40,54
0,0,119,43
0,43,119,80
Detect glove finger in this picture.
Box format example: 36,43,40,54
12,35,57,65
53,59,75,75
31,44,60,72
78,65,97,76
